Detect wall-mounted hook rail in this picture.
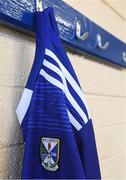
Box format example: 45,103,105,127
0,0,126,68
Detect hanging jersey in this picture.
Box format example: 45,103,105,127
16,7,101,179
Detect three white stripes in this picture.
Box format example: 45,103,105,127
45,49,91,119
42,59,89,122
40,48,91,130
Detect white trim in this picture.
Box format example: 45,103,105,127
16,88,33,124
67,109,82,131
42,60,88,124
45,48,91,119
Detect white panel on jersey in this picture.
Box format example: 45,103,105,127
16,88,33,124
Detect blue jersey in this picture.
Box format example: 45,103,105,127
16,7,101,179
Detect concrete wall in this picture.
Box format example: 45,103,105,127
0,0,126,179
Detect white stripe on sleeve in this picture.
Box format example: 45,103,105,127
40,69,64,92
67,109,82,131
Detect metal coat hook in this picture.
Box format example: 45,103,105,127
97,33,109,50
36,0,43,12
123,52,126,63
76,21,89,41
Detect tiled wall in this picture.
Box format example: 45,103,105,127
0,0,126,179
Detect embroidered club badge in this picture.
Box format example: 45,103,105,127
40,137,60,171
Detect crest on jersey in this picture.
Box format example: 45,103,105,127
40,137,60,171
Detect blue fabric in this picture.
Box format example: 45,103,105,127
21,7,101,179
